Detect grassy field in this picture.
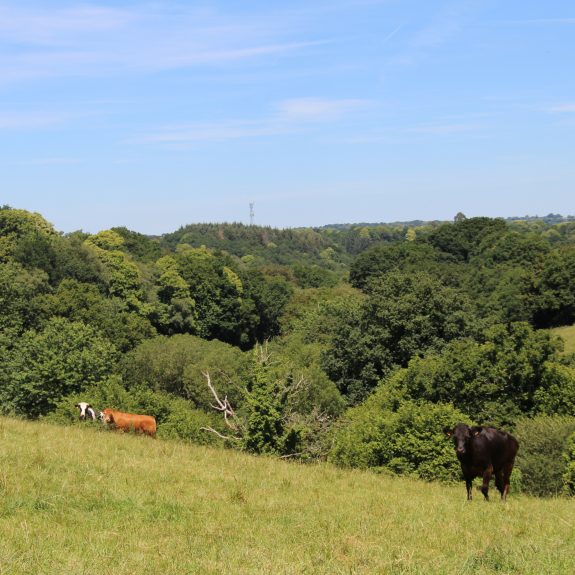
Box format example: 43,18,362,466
551,324,575,355
0,418,573,575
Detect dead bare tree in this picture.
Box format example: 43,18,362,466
200,370,243,441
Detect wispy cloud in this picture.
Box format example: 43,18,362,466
16,157,82,166
0,5,132,44
0,112,67,130
136,98,370,144
0,3,325,84
503,18,575,26
275,98,368,122
406,122,483,134
549,103,575,113
387,1,483,67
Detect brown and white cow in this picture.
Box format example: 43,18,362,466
75,402,97,421
100,408,157,437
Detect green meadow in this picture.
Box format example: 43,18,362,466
0,417,573,575
552,324,575,355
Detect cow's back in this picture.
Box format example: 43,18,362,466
108,410,156,437
476,427,518,469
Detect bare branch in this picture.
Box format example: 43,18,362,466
202,370,242,433
200,426,241,442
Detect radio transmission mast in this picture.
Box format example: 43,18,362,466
249,202,255,226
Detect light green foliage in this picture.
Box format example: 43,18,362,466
330,371,472,481
121,334,249,410
84,230,145,309
514,415,575,496
0,317,118,418
86,229,125,251
223,265,243,294
0,207,56,262
153,256,197,334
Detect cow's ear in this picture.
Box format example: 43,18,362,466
471,426,483,437
443,426,454,437
75,403,80,408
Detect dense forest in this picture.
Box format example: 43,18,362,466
2,206,575,496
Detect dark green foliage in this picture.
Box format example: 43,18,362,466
427,217,507,262
32,279,156,352
401,323,559,426
534,362,575,416
330,372,471,481
0,261,49,343
0,317,118,418
531,247,575,327
349,242,441,290
292,264,339,288
241,270,294,343
243,348,285,454
323,272,474,403
514,416,575,496
563,431,575,495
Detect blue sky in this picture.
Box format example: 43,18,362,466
1,0,574,234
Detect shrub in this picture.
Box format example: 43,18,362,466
329,372,472,482
514,415,575,496
46,377,225,446
563,431,575,496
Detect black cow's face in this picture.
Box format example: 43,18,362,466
444,423,482,456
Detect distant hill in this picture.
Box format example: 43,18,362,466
320,213,575,230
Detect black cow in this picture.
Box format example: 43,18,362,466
444,423,519,501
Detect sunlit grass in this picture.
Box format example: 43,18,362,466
0,417,573,574
551,324,575,355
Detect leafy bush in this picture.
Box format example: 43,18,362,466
47,376,225,445
534,362,575,416
514,415,575,496
401,323,560,426
562,431,575,496
329,373,472,481
0,317,118,418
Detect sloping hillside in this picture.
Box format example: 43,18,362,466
0,418,573,574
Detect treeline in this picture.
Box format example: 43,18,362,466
1,206,575,495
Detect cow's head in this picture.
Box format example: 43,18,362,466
444,423,483,456
100,409,114,424
75,402,96,421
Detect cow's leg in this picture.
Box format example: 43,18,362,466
465,478,473,501
494,469,505,498
501,463,514,501
481,465,493,501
